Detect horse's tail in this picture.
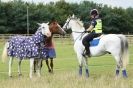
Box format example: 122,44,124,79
118,34,129,69
2,42,8,63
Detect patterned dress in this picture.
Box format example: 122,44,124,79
7,30,47,59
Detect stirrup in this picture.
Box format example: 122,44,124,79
82,52,90,58
82,53,86,57
85,52,91,57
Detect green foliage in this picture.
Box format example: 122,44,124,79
0,0,133,34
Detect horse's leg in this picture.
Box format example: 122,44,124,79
29,58,34,78
113,55,122,78
122,69,128,78
77,53,83,76
46,59,51,72
40,60,43,72
114,55,128,78
9,57,13,77
18,58,22,76
116,65,120,77
117,34,129,78
121,60,128,78
50,58,53,73
33,60,38,73
83,57,89,77
37,59,42,77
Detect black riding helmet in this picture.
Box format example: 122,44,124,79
90,9,99,16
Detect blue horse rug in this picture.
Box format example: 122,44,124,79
7,30,47,59
42,48,56,59
90,38,100,47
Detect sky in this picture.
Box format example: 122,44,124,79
1,0,133,9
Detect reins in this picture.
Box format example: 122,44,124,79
64,17,87,44
72,31,86,44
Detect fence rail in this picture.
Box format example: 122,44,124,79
0,34,133,45
0,34,70,39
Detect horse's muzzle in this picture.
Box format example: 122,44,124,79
45,32,51,37
62,31,66,36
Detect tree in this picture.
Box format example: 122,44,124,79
0,0,133,34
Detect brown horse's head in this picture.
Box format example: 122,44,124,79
49,20,66,35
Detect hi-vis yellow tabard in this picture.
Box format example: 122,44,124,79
93,19,102,33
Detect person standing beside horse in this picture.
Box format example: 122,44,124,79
82,9,103,57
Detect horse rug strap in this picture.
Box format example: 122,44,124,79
89,34,103,47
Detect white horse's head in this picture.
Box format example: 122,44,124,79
37,22,51,37
63,14,85,32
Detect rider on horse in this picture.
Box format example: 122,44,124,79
82,9,103,57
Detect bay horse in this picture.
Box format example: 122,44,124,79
34,20,66,73
63,15,129,78
2,23,51,78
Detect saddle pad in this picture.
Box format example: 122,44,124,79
90,38,100,46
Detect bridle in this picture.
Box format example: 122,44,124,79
64,17,85,33
64,17,86,43
63,17,71,30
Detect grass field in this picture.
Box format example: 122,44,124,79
0,40,133,88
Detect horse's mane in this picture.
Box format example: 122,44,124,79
49,17,56,25
71,17,84,29
36,28,41,33
75,18,84,27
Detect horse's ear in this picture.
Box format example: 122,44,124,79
51,17,56,22
68,15,71,18
72,14,75,18
37,23,41,26
47,22,49,25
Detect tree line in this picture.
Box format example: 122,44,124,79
0,0,133,34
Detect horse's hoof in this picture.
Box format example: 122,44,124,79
85,74,89,78
122,70,128,78
50,71,54,74
34,71,36,73
48,69,52,73
29,75,32,79
9,76,12,78
78,74,82,78
116,70,120,76
79,72,82,77
86,74,89,78
19,74,22,77
38,75,41,78
123,75,128,78
115,75,120,80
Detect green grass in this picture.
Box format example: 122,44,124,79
0,40,133,88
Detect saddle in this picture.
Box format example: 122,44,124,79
89,35,103,47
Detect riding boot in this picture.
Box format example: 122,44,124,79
85,46,91,57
